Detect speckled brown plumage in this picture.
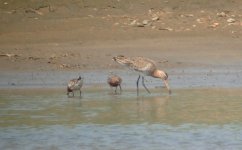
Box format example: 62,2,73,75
67,76,83,97
113,55,171,95
107,75,122,93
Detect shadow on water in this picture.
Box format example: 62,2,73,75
1,88,242,149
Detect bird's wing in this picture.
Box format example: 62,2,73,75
113,56,157,74
108,75,122,83
129,57,156,72
68,80,76,88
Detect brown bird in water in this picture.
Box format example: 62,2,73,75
67,76,83,97
107,75,122,94
112,55,171,95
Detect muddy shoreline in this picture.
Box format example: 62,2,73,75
1,36,242,71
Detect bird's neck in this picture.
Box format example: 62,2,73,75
151,69,160,78
152,69,167,80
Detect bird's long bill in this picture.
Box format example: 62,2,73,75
163,79,172,95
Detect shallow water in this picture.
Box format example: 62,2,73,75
1,88,242,149
1,66,242,89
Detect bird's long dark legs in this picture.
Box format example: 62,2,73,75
115,87,117,94
142,76,151,94
79,90,82,97
136,75,141,96
119,84,122,93
67,87,70,97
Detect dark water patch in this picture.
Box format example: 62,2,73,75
1,124,242,150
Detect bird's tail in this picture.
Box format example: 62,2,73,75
112,55,132,66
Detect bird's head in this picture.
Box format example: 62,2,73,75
153,69,171,95
78,76,82,80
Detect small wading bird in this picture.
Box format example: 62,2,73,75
112,55,171,95
107,75,122,94
67,76,83,97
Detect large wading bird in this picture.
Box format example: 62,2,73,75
112,55,171,95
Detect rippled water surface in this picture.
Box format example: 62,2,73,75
1,88,242,150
